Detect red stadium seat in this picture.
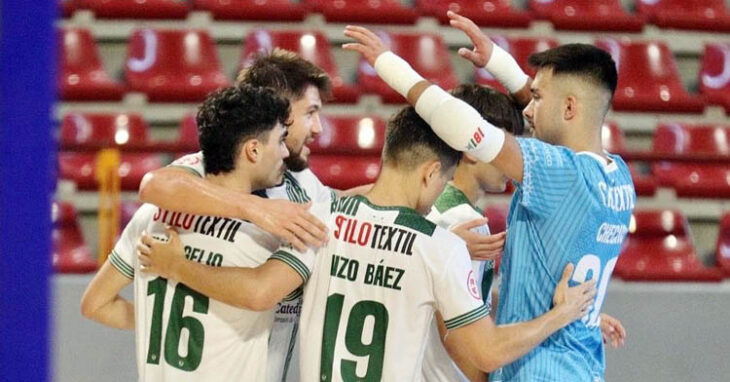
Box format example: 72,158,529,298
59,153,162,191
636,0,730,32
418,0,531,28
595,38,704,113
546,0,644,32
700,43,730,113
652,123,730,198
616,209,723,281
177,113,200,151
242,30,360,103
61,0,76,17
59,113,149,149
53,201,97,273
475,36,558,92
307,0,418,24
357,31,458,103
125,29,230,102
309,155,381,189
717,212,730,275
483,204,508,234
715,212,730,276
601,121,657,196
59,28,125,101
78,0,189,19
527,0,553,19
194,0,307,21
310,115,386,155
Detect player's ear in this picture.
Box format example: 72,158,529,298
423,160,442,186
243,139,261,163
564,95,577,121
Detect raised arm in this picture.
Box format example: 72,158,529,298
444,264,596,372
447,11,532,107
139,167,326,251
80,260,135,330
343,26,525,183
136,228,304,311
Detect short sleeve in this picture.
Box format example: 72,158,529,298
269,244,316,284
433,242,490,330
168,152,205,178
108,205,153,279
516,138,579,218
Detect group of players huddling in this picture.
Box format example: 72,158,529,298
82,11,633,382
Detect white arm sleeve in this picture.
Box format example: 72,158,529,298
415,85,506,163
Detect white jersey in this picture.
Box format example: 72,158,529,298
422,184,495,382
109,204,281,381
169,152,334,382
272,195,489,382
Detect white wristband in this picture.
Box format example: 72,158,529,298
484,45,529,94
373,51,425,98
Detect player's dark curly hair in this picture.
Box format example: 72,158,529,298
528,43,618,97
237,48,332,101
197,85,290,175
383,107,461,173
450,84,525,136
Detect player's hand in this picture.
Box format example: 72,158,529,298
343,25,389,67
447,10,495,68
137,227,184,279
552,263,597,321
248,199,327,252
450,218,505,261
600,313,627,349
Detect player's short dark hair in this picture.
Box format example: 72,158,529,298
450,84,525,136
197,85,290,175
236,48,332,101
383,107,461,173
528,43,618,97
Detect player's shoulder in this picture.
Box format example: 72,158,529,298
168,151,205,177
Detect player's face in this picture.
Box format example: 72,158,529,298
523,68,563,145
259,123,290,188
474,161,507,193
284,85,323,172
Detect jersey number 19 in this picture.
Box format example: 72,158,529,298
320,293,389,382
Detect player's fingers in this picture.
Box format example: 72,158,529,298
165,226,180,242
284,230,308,253
289,220,323,248
140,231,154,247
136,241,151,256
559,263,575,283
344,28,374,46
345,25,378,42
448,13,483,44
342,43,368,55
296,206,328,239
458,48,485,66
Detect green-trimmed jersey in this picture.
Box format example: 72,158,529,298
109,204,281,381
169,152,335,382
273,195,489,382
422,183,495,382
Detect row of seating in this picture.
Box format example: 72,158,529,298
57,111,730,197
61,0,730,34
53,199,730,282
60,27,730,113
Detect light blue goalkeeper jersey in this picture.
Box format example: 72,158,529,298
492,138,635,382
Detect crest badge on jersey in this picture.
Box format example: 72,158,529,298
467,270,480,300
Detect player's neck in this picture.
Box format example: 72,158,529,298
366,169,421,212
451,170,481,206
206,170,253,195
563,124,605,158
